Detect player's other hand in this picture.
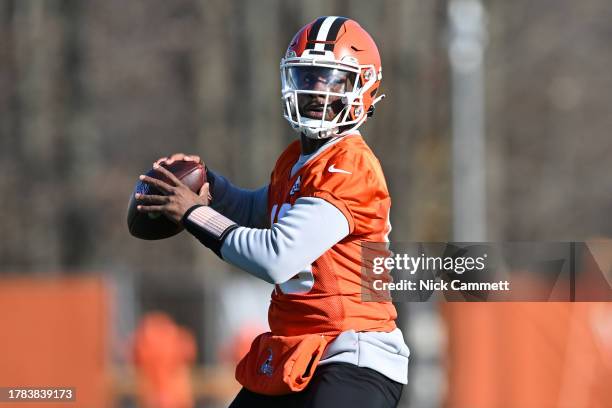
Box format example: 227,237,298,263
154,153,202,167
136,164,210,224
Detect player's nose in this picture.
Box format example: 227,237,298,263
312,93,326,104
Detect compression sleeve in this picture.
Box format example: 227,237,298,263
207,170,269,228
219,197,350,284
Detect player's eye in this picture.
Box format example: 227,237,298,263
302,73,317,84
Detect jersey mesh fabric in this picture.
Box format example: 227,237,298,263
267,135,397,336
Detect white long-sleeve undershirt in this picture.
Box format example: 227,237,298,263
220,196,349,284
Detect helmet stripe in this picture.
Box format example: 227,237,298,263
306,17,327,49
324,17,348,50
305,17,349,52
313,17,338,51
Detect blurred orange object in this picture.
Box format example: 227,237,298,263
442,302,612,408
219,324,266,365
0,276,110,408
133,312,196,408
443,246,612,408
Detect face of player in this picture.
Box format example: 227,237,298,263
286,67,356,121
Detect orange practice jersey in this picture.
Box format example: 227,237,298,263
267,135,397,336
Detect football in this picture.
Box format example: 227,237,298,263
127,160,206,240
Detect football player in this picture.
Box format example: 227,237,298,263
136,16,409,408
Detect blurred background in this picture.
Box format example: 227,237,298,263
1,0,611,407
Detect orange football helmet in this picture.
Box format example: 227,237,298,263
281,16,385,139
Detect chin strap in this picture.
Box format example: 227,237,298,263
302,127,336,140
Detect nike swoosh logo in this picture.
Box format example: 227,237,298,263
328,164,352,174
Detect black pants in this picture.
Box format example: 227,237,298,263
228,362,403,408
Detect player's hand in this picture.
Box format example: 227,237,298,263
135,164,210,224
154,153,202,166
